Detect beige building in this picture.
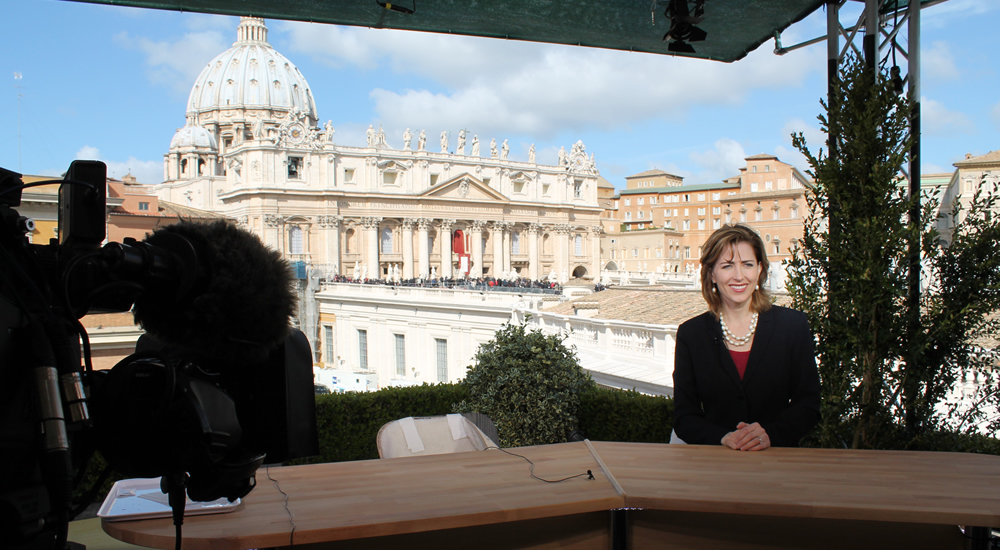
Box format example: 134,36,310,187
606,154,811,277
939,150,1000,243
155,17,606,283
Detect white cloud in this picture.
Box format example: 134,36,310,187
114,28,229,96
921,97,975,136
922,41,960,82
75,146,162,186
279,22,823,140
992,101,1000,129
922,0,1000,30
776,118,825,173
688,138,747,183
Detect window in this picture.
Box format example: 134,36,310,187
638,210,645,219
751,182,759,192
380,227,393,253
740,210,747,222
765,164,770,172
713,193,720,200
637,223,645,229
713,218,721,229
542,182,550,195
638,197,645,205
683,194,690,202
512,231,521,255
752,165,757,173
625,212,632,221
684,208,689,216
394,334,406,377
698,219,706,230
430,174,439,186
324,326,334,363
435,339,448,382
683,220,690,230
138,202,149,211
790,206,799,219
575,235,583,256
632,248,638,258
698,193,706,201
725,211,732,224
383,171,398,185
697,207,706,215
656,249,662,258
713,206,721,215
625,198,631,206
650,197,657,205
574,180,583,198
755,209,763,221
344,168,355,183
289,226,304,254
288,156,303,179
358,329,368,371
684,246,691,259
765,181,773,190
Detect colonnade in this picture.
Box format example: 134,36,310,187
265,215,604,283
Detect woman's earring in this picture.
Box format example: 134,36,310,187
711,285,717,293
755,284,759,290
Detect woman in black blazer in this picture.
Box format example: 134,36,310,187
672,225,820,449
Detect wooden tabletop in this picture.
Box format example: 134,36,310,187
104,442,1000,549
103,441,621,549
593,441,1000,528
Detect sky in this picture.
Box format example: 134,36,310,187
2,0,998,191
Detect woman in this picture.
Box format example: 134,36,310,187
672,225,820,450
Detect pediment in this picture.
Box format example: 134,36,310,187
419,173,508,201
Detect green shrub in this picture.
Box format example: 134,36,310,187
577,387,673,443
453,322,595,447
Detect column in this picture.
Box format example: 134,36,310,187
470,220,486,278
264,214,282,252
402,218,415,280
502,222,512,274
363,216,381,279
320,216,342,275
491,221,505,278
527,223,540,281
556,224,571,283
590,225,604,281
417,218,431,278
439,219,455,279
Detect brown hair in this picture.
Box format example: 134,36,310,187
699,224,771,317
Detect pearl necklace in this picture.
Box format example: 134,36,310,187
720,311,759,347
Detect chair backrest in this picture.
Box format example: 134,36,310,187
376,414,498,459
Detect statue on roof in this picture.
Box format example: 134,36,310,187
501,139,509,160
457,129,466,155
418,129,427,151
529,144,536,164
403,128,412,150
490,138,498,159
471,135,480,157
366,125,375,147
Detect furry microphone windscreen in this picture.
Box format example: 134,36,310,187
132,220,297,364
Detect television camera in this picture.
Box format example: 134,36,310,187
0,160,318,550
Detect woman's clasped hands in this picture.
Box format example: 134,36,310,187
721,422,769,451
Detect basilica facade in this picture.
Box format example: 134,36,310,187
156,17,605,283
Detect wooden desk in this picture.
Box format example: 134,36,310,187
104,442,1000,549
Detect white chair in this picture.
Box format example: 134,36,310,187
376,414,498,459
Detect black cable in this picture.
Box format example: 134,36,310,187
266,464,296,546
487,446,595,483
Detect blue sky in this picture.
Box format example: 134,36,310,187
2,0,997,190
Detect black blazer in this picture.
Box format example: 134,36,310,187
672,306,820,447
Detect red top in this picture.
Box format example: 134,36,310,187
730,350,751,380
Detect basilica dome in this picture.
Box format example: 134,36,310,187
186,17,317,124
169,124,218,150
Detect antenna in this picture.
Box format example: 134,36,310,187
13,72,23,172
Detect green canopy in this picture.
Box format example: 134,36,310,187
65,0,827,62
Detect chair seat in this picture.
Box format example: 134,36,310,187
377,414,497,459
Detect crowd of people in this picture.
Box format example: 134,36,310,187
324,274,564,294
